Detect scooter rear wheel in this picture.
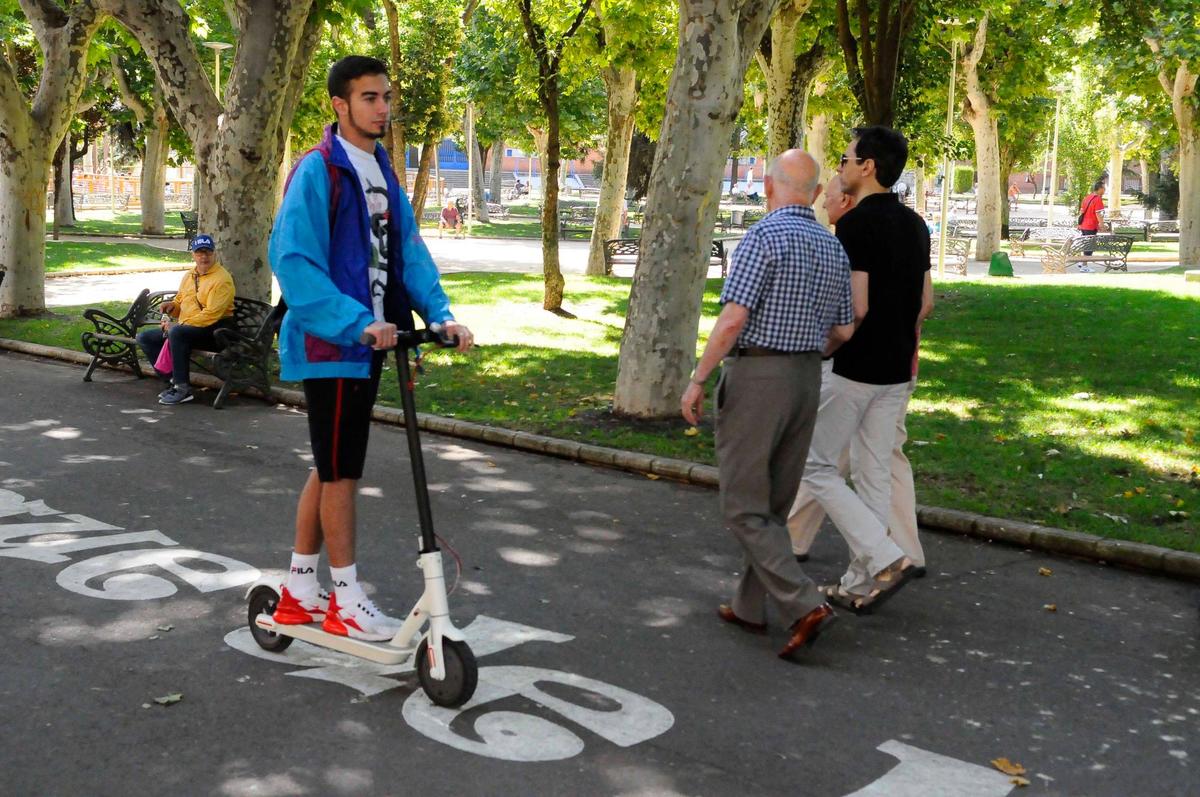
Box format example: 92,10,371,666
416,638,478,708
247,586,293,653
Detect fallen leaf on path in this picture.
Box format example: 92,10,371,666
990,758,1027,776
645,473,660,480
157,624,173,632
153,693,183,706
1010,776,1031,787
684,427,699,437
1043,604,1057,612
1038,567,1053,577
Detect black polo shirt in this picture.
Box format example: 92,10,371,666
832,192,930,385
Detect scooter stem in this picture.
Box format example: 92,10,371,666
396,348,438,554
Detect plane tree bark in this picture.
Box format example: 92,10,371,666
613,0,781,417
98,0,325,300
0,0,106,317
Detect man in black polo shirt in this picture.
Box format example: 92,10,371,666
799,126,932,614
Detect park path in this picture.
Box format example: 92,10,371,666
1,350,1198,796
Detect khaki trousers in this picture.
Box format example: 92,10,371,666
788,363,924,566
798,372,909,595
716,353,824,626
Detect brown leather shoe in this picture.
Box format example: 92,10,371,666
778,603,836,659
717,604,767,635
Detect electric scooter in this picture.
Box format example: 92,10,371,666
245,325,477,708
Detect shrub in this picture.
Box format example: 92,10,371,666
954,166,975,194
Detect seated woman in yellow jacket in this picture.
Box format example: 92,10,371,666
136,233,236,405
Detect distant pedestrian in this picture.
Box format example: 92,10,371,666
1077,178,1106,265
794,125,929,615
681,149,853,659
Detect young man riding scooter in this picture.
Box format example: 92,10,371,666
268,55,473,641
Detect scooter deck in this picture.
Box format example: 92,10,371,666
255,614,417,665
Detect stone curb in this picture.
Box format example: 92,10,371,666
5,337,1198,583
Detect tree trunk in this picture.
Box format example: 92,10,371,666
756,7,822,163
806,110,831,226
1108,142,1123,213
540,92,565,311
140,87,170,235
587,64,636,276
490,137,504,202
470,134,490,223
1179,128,1199,267
54,138,78,227
101,0,322,301
961,16,1001,261
614,0,779,417
411,131,438,219
913,164,926,214
0,146,49,316
382,0,406,174
0,1,104,318
1138,157,1149,211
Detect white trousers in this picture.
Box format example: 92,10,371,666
796,371,910,595
788,365,924,567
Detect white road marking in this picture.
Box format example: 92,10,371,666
401,665,675,761
843,740,1016,797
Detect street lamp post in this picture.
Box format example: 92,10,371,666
1047,87,1063,230
936,33,960,277
202,41,233,100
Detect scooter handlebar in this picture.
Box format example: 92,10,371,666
359,323,459,350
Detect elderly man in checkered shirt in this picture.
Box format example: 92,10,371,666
682,149,854,660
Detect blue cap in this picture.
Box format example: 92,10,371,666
190,234,215,252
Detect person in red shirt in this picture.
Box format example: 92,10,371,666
1078,178,1106,260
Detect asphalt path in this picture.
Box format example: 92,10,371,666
1,351,1197,797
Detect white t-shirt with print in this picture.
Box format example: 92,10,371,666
337,134,390,322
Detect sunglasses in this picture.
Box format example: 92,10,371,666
839,154,867,168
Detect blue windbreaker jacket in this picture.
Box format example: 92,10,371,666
269,124,453,381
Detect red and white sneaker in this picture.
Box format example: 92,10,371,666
321,592,403,642
271,586,330,625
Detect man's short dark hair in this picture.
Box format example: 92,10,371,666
1092,178,1106,192
851,125,908,188
327,56,389,100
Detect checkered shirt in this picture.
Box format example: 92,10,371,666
720,204,853,351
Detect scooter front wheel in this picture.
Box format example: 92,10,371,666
247,586,293,653
416,638,478,708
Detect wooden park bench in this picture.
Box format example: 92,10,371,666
603,237,730,277
559,206,595,238
178,211,198,244
81,289,279,409
1040,233,1134,273
1009,226,1077,257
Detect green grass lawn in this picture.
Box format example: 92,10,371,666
2,272,1196,552
48,209,186,236
44,241,190,273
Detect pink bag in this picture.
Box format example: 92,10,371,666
155,340,173,374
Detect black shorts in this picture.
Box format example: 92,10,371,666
303,356,384,482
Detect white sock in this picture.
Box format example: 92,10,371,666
286,552,320,597
330,563,365,605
